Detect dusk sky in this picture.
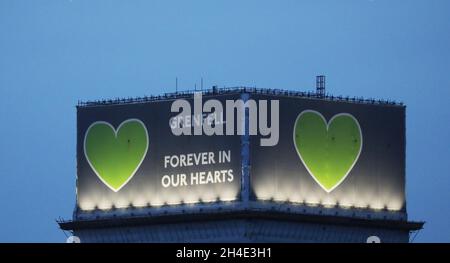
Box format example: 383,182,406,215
0,0,449,242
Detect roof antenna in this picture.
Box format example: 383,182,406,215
201,77,203,91
175,77,178,93
316,75,325,98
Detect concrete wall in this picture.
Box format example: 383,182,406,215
74,218,408,243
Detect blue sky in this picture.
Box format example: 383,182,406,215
0,0,449,242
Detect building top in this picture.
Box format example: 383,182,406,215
77,87,404,108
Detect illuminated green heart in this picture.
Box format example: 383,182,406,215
294,110,362,192
84,119,148,192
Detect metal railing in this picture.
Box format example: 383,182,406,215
77,87,403,107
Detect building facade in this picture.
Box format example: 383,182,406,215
59,86,424,242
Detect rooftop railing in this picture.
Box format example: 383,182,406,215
77,87,403,107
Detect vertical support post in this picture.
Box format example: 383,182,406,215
240,93,250,204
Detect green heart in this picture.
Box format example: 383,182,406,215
293,110,362,192
84,119,148,192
